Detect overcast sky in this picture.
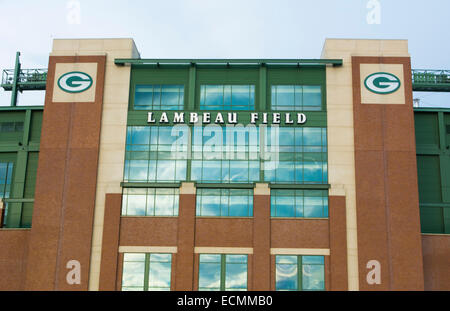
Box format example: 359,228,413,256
0,0,449,107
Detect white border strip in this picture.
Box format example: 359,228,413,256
194,247,253,254
270,248,330,256
118,246,178,253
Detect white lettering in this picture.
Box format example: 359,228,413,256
297,113,306,124
285,113,294,124
272,113,281,124
215,112,224,124
202,112,211,124
173,112,185,123
147,112,155,123
159,112,169,123
250,113,259,124
190,112,199,124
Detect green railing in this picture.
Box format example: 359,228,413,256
1,68,47,91
412,69,450,92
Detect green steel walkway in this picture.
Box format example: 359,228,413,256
1,53,450,102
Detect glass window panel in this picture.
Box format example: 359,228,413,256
303,161,322,183
276,255,297,264
302,264,325,290
302,256,325,265
134,85,153,109
122,261,145,287
229,195,248,217
226,255,247,263
128,160,148,181
202,161,221,181
273,196,295,217
304,196,324,217
161,85,182,109
156,160,175,181
131,127,150,146
200,85,254,111
229,161,248,182
199,195,221,216
276,262,298,291
125,194,147,216
198,262,221,290
303,128,323,146
148,261,171,289
225,262,247,290
155,194,174,216
231,85,251,109
200,254,221,263
303,86,322,110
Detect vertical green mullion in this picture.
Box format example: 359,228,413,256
438,112,450,203
220,254,226,291
259,65,267,111
6,109,31,227
144,254,150,291
188,65,196,110
186,64,196,181
298,256,303,291
10,52,21,107
438,112,449,232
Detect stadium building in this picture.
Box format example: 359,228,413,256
0,38,448,291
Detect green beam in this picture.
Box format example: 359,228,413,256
120,182,181,188
10,52,21,107
115,58,343,67
269,183,331,190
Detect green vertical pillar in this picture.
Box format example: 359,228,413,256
259,64,267,111
10,52,21,107
5,110,31,227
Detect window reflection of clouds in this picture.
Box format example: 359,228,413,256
135,85,184,110
122,188,179,216
196,189,253,217
271,190,328,218
125,126,327,184
275,255,324,291
198,254,248,291
122,253,172,291
200,85,255,111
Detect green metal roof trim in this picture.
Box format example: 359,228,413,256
114,58,343,67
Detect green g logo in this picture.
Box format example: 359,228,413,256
364,72,401,94
57,71,93,93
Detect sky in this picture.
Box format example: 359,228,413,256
0,0,449,107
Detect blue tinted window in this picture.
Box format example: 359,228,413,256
134,85,184,110
275,255,324,291
200,85,255,110
196,188,253,217
199,254,247,291
122,253,172,291
271,189,328,218
122,188,179,216
271,85,321,111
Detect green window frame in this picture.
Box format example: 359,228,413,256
271,85,322,111
275,255,325,291
0,162,13,227
263,127,328,184
198,254,248,291
199,85,255,111
124,125,328,185
271,189,328,218
124,126,188,183
196,188,253,217
134,84,185,110
121,253,172,291
122,188,179,216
